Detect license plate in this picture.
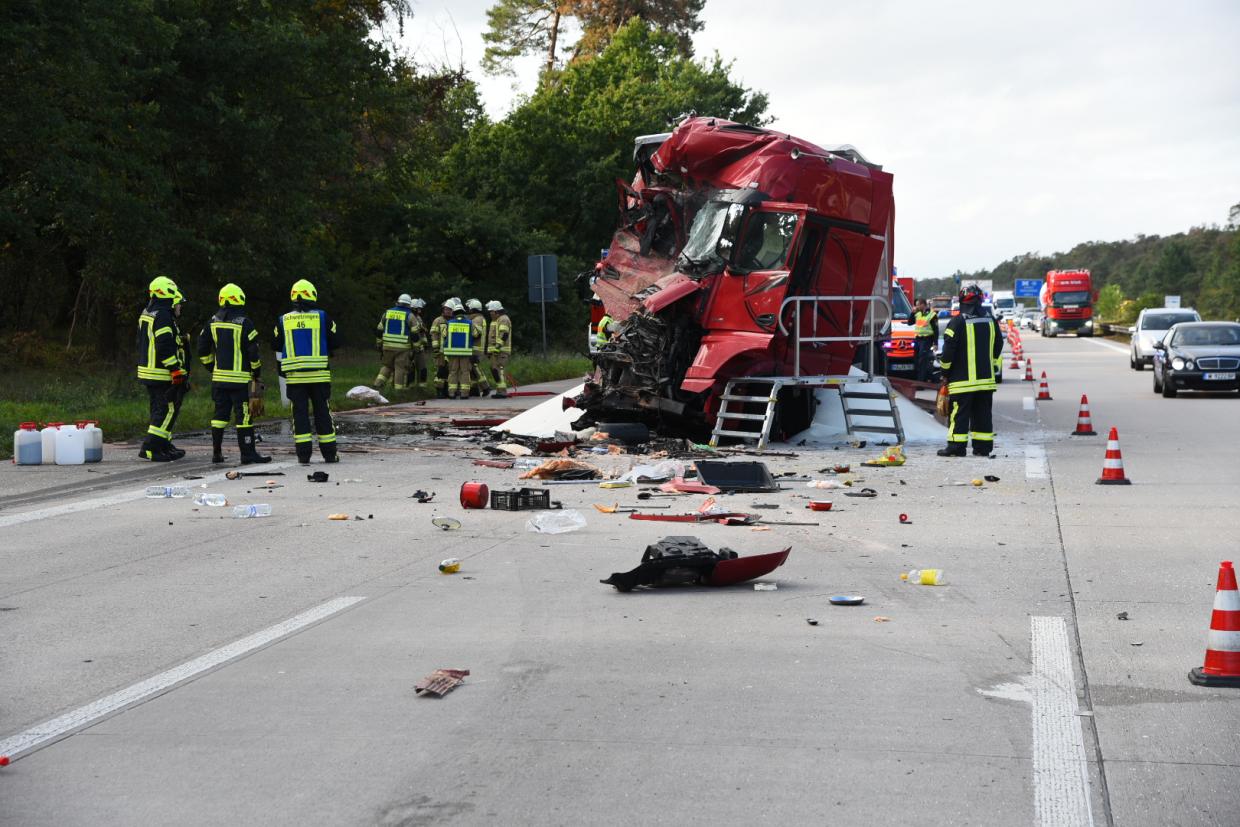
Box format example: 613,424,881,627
889,363,914,371
1204,372,1236,380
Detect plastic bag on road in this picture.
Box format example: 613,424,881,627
617,460,686,485
345,386,389,405
526,510,587,534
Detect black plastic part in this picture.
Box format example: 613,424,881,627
694,460,779,492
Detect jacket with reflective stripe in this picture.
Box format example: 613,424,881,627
135,300,182,383
198,308,261,385
596,314,614,346
469,313,487,356
376,307,414,349
443,316,473,356
911,310,938,338
939,312,1003,394
273,302,338,384
428,316,447,355
486,314,512,354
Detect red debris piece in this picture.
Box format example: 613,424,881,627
415,668,470,697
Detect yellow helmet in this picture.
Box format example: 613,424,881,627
290,279,317,302
149,276,179,300
218,283,246,306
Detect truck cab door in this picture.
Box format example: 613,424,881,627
701,206,805,334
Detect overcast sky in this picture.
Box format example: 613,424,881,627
390,0,1240,280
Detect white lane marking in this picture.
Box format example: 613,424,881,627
0,464,289,529
1025,445,1048,479
1081,337,1129,355
1031,616,1095,827
1024,397,1037,411
0,595,364,760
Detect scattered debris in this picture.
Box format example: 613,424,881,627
345,385,389,405
227,469,283,480
1116,611,1129,621
495,443,533,457
830,595,865,606
307,471,329,483
492,488,558,510
753,582,778,591
873,616,892,623
861,445,906,467
971,479,984,487
414,668,470,697
519,458,601,481
328,513,349,521
473,459,514,469
984,475,1000,482
432,517,461,531
806,618,819,626
453,418,508,428
1130,641,1144,647
411,490,435,503
439,558,461,574
526,510,587,534
694,460,780,493
600,536,790,591
901,568,945,586
844,488,878,498
807,501,833,512
460,481,490,509
899,513,911,524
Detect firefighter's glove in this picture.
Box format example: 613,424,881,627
170,369,187,386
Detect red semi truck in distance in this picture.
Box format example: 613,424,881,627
1039,269,1095,337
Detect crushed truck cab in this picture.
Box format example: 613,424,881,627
575,117,895,439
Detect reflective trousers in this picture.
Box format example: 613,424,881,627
145,382,185,441
447,356,472,396
946,390,994,455
489,352,510,390
211,384,252,432
913,337,935,382
375,347,411,389
286,382,336,459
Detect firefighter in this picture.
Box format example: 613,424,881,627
466,298,491,397
197,283,269,464
907,297,939,382
373,293,417,390
596,308,617,348
428,299,454,398
442,299,474,400
486,300,512,398
937,284,1004,457
409,298,431,388
136,276,188,462
273,279,340,464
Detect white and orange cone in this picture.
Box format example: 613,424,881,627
1070,394,1097,436
1023,359,1034,382
1009,353,1023,370
1189,561,1240,688
1036,371,1053,401
1095,427,1131,485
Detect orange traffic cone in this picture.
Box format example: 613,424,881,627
1095,427,1131,485
1036,371,1053,400
1009,352,1022,369
1189,561,1240,688
1022,359,1034,381
1070,394,1097,435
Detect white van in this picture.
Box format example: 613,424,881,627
1130,307,1202,369
991,290,1016,320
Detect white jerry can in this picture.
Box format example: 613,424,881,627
14,422,42,465
40,422,62,465
55,422,86,465
81,420,103,463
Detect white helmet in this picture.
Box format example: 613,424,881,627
466,298,483,312
485,300,504,312
449,298,465,312
397,293,412,307
411,298,426,310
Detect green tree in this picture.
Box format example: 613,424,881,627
1095,283,1124,321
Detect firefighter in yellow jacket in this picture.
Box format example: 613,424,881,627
408,298,431,388
373,293,417,390
136,276,189,462
197,283,269,464
442,299,474,399
486,300,512,398
937,284,1004,457
428,298,455,399
466,298,491,397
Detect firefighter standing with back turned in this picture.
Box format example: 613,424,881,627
273,279,340,464
429,299,454,398
937,284,1004,457
907,297,939,382
198,283,269,464
136,276,189,462
442,299,474,399
466,298,491,397
486,300,512,398
408,298,430,389
373,293,417,390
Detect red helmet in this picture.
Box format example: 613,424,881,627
959,284,983,305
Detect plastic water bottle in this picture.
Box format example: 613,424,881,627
232,504,272,518
513,457,543,471
526,509,587,534
901,568,946,586
194,493,228,507
145,485,191,498
439,558,461,574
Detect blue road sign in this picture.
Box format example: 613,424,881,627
527,255,559,303
1015,279,1043,298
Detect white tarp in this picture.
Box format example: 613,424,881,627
492,384,585,439
788,368,946,446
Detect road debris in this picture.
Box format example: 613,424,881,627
873,616,892,623
345,385,389,405
600,536,789,591
439,558,461,574
410,490,435,503
460,481,489,509
307,471,329,482
830,595,866,606
518,458,601,481
526,510,587,534
414,668,470,697
328,513,349,521
1116,611,1129,621
753,582,777,591
694,460,780,493
861,445,906,467
432,517,461,531
806,618,819,626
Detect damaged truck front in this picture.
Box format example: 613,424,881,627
573,116,895,441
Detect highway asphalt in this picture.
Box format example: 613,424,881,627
1,340,1236,826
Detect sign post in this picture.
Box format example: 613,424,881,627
527,254,559,356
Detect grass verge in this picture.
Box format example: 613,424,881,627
0,350,590,458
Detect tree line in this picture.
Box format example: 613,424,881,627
0,1,761,366
916,225,1240,322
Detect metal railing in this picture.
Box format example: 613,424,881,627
778,295,893,379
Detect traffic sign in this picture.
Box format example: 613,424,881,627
527,255,559,303
1015,279,1043,298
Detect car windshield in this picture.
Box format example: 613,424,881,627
891,288,911,317
1142,312,1198,331
1172,324,1240,347
735,211,798,271
1052,291,1090,305
679,199,743,273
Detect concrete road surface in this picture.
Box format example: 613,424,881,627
1,353,1237,826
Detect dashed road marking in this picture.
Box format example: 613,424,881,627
1080,337,1129,355
1025,444,1048,479
0,595,365,761
1030,616,1096,826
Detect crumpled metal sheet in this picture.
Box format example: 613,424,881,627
415,668,470,697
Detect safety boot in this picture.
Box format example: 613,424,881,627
296,443,313,465
320,442,339,463
239,430,271,464
140,437,176,462
936,446,966,457
211,427,226,464
492,389,508,399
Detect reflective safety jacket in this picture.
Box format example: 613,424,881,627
198,307,261,386
469,312,487,356
596,314,614,346
136,299,184,384
910,310,938,338
939,311,1004,394
429,316,447,355
376,306,416,350
273,301,339,385
442,314,473,357
409,313,428,352
487,314,512,354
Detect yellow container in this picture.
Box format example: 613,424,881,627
901,568,945,586
439,558,461,574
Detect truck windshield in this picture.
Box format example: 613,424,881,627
679,200,743,273
1052,291,1090,305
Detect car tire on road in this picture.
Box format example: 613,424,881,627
1153,370,1162,393
1131,353,1144,371
1161,376,1177,398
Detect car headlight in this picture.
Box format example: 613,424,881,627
1172,357,1186,370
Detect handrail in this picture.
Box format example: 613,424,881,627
777,294,893,379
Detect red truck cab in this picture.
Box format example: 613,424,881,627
1040,269,1095,337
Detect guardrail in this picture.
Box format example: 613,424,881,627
778,295,893,379
1098,322,1135,336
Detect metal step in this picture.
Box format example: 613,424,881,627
716,412,769,421
721,394,779,403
